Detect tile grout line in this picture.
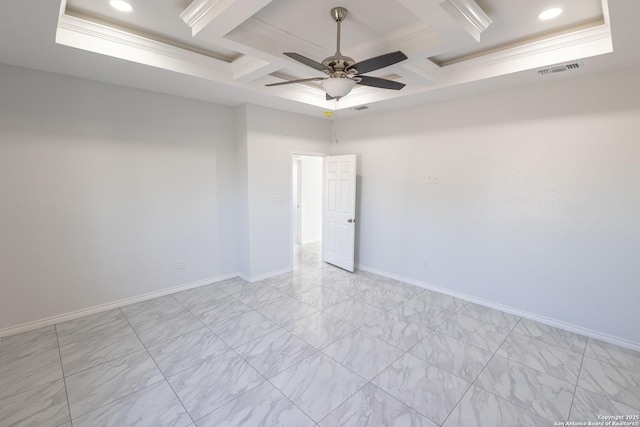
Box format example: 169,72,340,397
567,337,589,422
450,309,516,334
119,307,196,426
463,316,566,424
440,317,520,427
53,312,173,422
54,324,74,427
483,352,577,387
264,350,327,425
509,327,588,355
385,295,590,406
364,358,437,425
249,265,407,424
234,329,320,380
380,326,476,426
512,317,589,352
167,289,262,424
264,261,464,425
172,287,299,424
312,380,370,425
338,302,455,426
203,323,314,423
55,329,149,378
433,315,509,354
459,302,522,328
497,329,587,386
353,293,464,354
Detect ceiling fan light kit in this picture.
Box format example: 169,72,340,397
266,6,408,101
322,77,356,99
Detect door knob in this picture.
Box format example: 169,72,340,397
348,218,355,223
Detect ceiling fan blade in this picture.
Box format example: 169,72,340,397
347,51,408,74
357,75,405,90
265,77,325,87
284,53,331,72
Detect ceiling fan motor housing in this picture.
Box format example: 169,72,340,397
322,56,356,73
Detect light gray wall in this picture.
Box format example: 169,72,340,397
332,67,640,345
300,156,323,244
244,105,331,278
0,63,238,330
234,105,251,279
3,60,639,348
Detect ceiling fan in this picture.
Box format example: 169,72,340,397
266,7,408,100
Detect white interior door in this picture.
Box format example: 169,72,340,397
323,154,357,272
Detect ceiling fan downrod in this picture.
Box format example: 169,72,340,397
331,7,348,56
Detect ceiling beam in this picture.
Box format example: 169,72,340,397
348,23,446,62
395,0,489,46
397,60,441,86
439,0,492,42
440,24,612,86
231,55,279,83
180,0,273,37
56,15,231,82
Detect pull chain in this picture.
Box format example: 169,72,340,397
334,99,340,144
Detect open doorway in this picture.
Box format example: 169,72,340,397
292,154,324,266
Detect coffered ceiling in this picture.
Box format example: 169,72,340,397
1,0,639,117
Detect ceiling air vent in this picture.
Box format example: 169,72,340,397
538,62,583,76
350,105,369,111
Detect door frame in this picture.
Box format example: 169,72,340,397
289,151,329,268
292,158,302,245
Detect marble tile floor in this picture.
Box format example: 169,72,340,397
1,243,639,426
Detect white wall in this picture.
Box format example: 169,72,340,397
234,105,251,279
300,156,323,244
332,67,640,346
243,105,331,278
0,63,238,331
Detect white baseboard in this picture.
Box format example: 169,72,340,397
0,273,239,338
357,264,640,352
248,267,293,283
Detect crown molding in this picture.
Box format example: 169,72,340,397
435,24,612,90
56,14,231,81
400,59,441,85
181,0,274,37
440,0,493,42
180,0,222,35
231,55,279,82
443,24,612,76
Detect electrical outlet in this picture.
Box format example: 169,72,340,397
177,259,185,270
422,260,428,268
427,175,440,184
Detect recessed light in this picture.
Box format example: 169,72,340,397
538,8,562,20
109,0,133,12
